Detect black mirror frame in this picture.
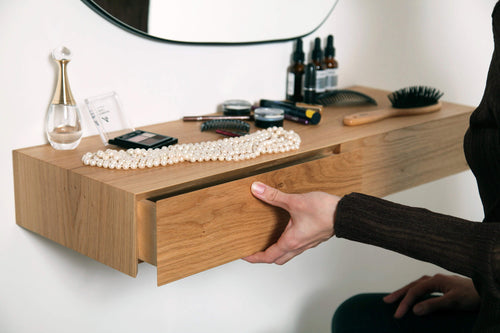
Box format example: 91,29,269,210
81,0,338,45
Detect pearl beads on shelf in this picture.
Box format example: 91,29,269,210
82,127,301,170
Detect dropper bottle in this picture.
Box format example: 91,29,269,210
324,35,339,91
304,63,316,104
312,37,326,96
286,38,305,102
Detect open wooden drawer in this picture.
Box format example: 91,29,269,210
137,147,363,285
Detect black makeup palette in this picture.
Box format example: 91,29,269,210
108,130,178,149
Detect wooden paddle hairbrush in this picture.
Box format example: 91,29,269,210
343,86,444,126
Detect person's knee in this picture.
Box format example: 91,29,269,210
332,293,390,333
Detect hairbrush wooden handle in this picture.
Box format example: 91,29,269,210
343,102,442,126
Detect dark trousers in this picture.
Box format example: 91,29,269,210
331,293,478,333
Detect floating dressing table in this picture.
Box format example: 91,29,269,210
13,86,473,286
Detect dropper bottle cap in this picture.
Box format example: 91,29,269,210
312,37,323,61
293,38,305,62
325,35,335,57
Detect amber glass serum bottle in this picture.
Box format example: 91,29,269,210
286,38,305,102
312,37,326,95
324,35,339,91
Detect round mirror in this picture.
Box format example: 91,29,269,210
82,0,339,44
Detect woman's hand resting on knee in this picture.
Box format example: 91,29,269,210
243,182,340,265
383,274,480,318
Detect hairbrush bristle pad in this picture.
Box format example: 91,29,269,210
388,86,444,108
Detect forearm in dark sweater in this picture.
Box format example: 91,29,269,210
335,192,500,298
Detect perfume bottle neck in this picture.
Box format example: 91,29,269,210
52,60,76,105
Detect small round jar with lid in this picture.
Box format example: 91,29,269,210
222,99,252,116
254,108,284,128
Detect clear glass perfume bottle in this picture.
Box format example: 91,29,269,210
46,46,82,150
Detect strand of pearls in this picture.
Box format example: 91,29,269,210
82,127,301,170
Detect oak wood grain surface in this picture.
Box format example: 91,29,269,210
14,86,473,200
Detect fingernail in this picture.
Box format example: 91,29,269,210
251,182,266,195
413,304,425,315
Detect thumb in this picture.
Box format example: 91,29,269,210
251,182,291,211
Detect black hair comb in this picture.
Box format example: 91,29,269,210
200,119,250,133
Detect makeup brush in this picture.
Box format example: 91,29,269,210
183,115,253,121
343,86,443,126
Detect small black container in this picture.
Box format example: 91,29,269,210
222,99,252,116
254,107,284,128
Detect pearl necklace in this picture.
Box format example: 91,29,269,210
82,127,301,170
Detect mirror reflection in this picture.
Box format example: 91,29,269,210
82,0,339,44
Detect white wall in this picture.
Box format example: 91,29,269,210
0,0,495,332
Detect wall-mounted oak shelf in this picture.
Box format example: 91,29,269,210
13,86,473,286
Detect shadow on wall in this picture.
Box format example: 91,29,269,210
22,229,135,286
293,287,340,333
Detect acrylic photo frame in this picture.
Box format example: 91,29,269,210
85,91,135,146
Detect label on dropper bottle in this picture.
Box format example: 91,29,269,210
315,70,326,93
287,72,295,96
325,68,338,91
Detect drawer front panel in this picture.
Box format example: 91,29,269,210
155,149,362,285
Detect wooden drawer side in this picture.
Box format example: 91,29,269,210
137,199,156,265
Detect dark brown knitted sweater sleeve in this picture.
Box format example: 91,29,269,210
335,192,500,298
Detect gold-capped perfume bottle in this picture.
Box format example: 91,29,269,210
45,46,82,150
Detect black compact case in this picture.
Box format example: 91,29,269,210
108,130,178,149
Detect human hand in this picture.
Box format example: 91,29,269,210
243,182,340,265
383,274,480,318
